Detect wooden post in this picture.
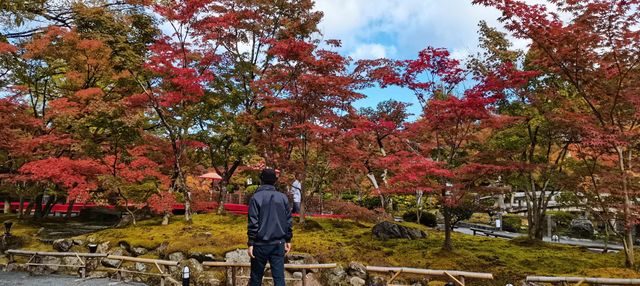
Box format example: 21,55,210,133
302,268,307,286
232,266,237,286
459,276,465,286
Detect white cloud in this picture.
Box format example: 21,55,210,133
349,43,397,60
314,0,560,60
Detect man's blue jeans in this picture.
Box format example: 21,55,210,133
249,242,285,286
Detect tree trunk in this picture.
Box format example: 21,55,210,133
24,199,34,217
18,196,24,218
442,205,453,251
65,200,75,219
33,194,43,219
617,146,635,268
162,212,170,225
3,198,10,214
217,182,226,215
299,190,306,224
42,195,56,217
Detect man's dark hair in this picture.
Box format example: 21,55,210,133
259,168,278,185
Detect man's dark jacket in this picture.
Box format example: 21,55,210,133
247,185,293,246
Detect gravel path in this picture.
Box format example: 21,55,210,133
0,272,146,286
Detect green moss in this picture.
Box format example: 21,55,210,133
6,213,637,285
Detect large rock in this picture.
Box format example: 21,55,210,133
367,276,387,286
569,218,595,238
52,239,74,252
224,249,250,286
189,252,218,263
102,248,127,268
131,246,149,257
97,241,110,254
286,253,320,272
350,276,366,286
32,256,61,274
135,262,148,273
168,252,186,262
324,265,349,286
347,262,367,279
224,249,250,263
372,221,427,240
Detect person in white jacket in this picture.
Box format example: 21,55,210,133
290,177,302,214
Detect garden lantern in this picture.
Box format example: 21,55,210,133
182,266,190,286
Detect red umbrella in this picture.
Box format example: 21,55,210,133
198,172,223,181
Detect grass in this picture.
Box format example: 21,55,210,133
2,213,638,285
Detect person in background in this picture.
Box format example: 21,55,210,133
290,176,302,214
247,169,292,286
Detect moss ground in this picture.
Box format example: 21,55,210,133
2,213,638,285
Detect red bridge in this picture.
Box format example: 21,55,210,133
0,201,345,218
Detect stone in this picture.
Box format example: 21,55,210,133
569,218,595,238
293,272,304,279
155,242,169,257
135,262,148,273
367,276,387,286
119,241,131,251
224,249,251,284
131,246,149,257
324,265,348,286
168,252,185,262
62,256,82,266
350,276,366,286
189,252,218,262
97,241,110,254
52,239,74,252
347,262,367,279
224,249,250,263
303,273,323,286
72,239,84,246
186,258,204,273
371,221,427,240
31,256,61,274
102,248,127,268
286,253,320,272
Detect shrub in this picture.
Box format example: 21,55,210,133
325,200,390,223
502,215,522,232
548,211,576,232
402,210,437,227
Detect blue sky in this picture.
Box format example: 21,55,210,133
313,0,537,116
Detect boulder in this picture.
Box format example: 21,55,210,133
367,276,387,286
32,256,61,274
52,239,74,252
372,221,427,240
224,249,250,263
293,272,304,280
155,242,169,257
286,253,319,272
135,262,148,273
72,239,84,246
168,252,186,262
189,252,218,263
324,265,348,286
102,248,127,268
569,218,595,238
97,241,110,254
350,276,366,286
131,246,149,257
347,262,367,279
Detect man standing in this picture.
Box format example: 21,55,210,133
247,169,292,286
290,177,302,214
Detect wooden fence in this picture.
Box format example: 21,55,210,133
366,266,494,286
527,276,640,285
203,261,337,286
